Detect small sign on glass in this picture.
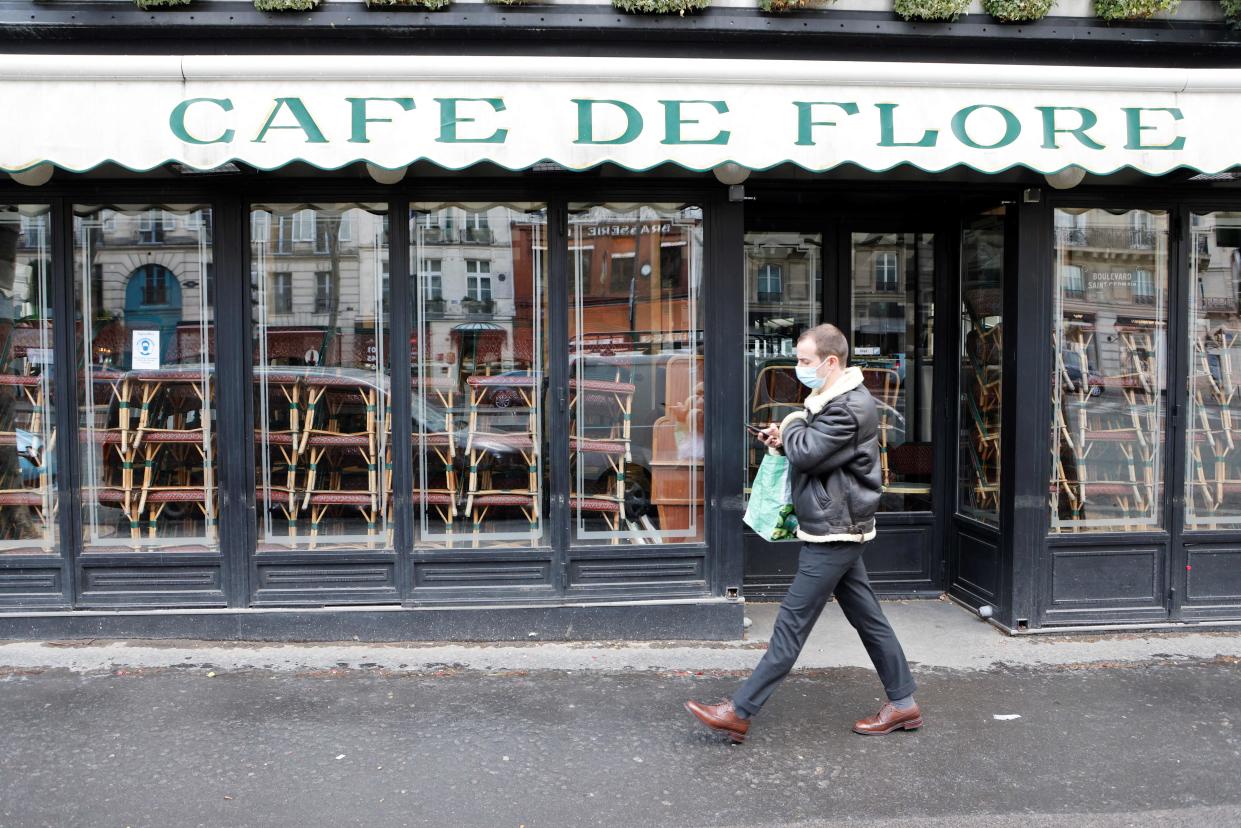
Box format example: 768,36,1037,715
132,330,160,370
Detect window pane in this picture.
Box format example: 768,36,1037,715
75,205,216,551
852,232,935,512
743,231,821,508
252,204,390,550
0,207,57,555
569,204,705,545
411,203,548,548
959,209,1004,525
1051,208,1168,533
1187,212,1241,529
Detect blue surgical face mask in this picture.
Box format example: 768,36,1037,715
796,358,827,390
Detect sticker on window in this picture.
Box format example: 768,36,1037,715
132,330,160,369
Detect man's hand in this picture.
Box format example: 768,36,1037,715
759,423,782,449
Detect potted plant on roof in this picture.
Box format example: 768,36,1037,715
613,0,710,14
253,0,320,10
1223,0,1241,27
760,0,833,13
366,0,451,8
893,0,970,21
983,0,1055,21
1094,0,1180,20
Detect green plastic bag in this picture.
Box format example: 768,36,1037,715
743,453,799,541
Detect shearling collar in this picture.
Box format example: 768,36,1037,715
804,365,864,415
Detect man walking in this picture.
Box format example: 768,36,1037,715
686,324,920,744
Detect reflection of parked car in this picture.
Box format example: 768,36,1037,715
1060,351,1103,396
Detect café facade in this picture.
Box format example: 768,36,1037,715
2,2,1241,639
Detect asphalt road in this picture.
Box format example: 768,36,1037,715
2,660,1239,827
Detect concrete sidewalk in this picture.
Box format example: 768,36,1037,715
2,598,1240,673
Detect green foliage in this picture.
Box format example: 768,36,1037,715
367,0,451,7
613,0,709,13
760,0,832,13
1223,0,1241,27
253,0,319,10
135,0,192,8
893,0,971,21
982,0,1054,22
1094,0,1179,20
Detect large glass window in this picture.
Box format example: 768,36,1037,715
1186,212,1241,529
1051,208,1168,533
959,210,1005,525
75,205,216,551
252,203,389,550
411,203,547,548
743,231,820,500
0,206,57,555
569,204,705,544
852,232,935,512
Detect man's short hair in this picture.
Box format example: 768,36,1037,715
798,324,849,364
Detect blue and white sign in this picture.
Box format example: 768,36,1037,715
132,330,160,370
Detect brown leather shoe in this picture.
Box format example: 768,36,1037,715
853,701,923,735
685,699,750,743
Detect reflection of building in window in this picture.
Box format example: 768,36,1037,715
1133,269,1155,305
137,209,171,244
464,211,491,243
466,260,492,305
608,253,635,294
1130,211,1155,249
422,260,443,301
314,271,333,313
1062,265,1085,299
660,244,684,290
272,271,293,314
138,264,171,305
756,263,783,302
292,209,315,242
874,252,899,292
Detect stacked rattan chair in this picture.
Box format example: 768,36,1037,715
1188,327,1241,525
569,360,636,541
463,372,540,544
0,323,56,545
131,369,215,540
299,371,385,541
1054,320,1160,529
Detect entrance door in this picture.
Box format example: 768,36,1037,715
845,229,944,591
741,219,947,597
741,227,822,594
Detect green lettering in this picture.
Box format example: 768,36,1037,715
1123,107,1185,151
435,98,508,144
950,105,1021,150
659,100,730,146
793,101,860,147
1036,106,1105,150
876,104,938,148
253,98,328,144
169,98,235,145
572,99,644,145
346,97,415,144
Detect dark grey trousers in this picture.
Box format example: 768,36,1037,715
732,541,917,717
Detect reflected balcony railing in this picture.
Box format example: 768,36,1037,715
1056,227,1159,250
461,298,495,316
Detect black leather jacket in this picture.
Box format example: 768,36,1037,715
778,367,883,543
